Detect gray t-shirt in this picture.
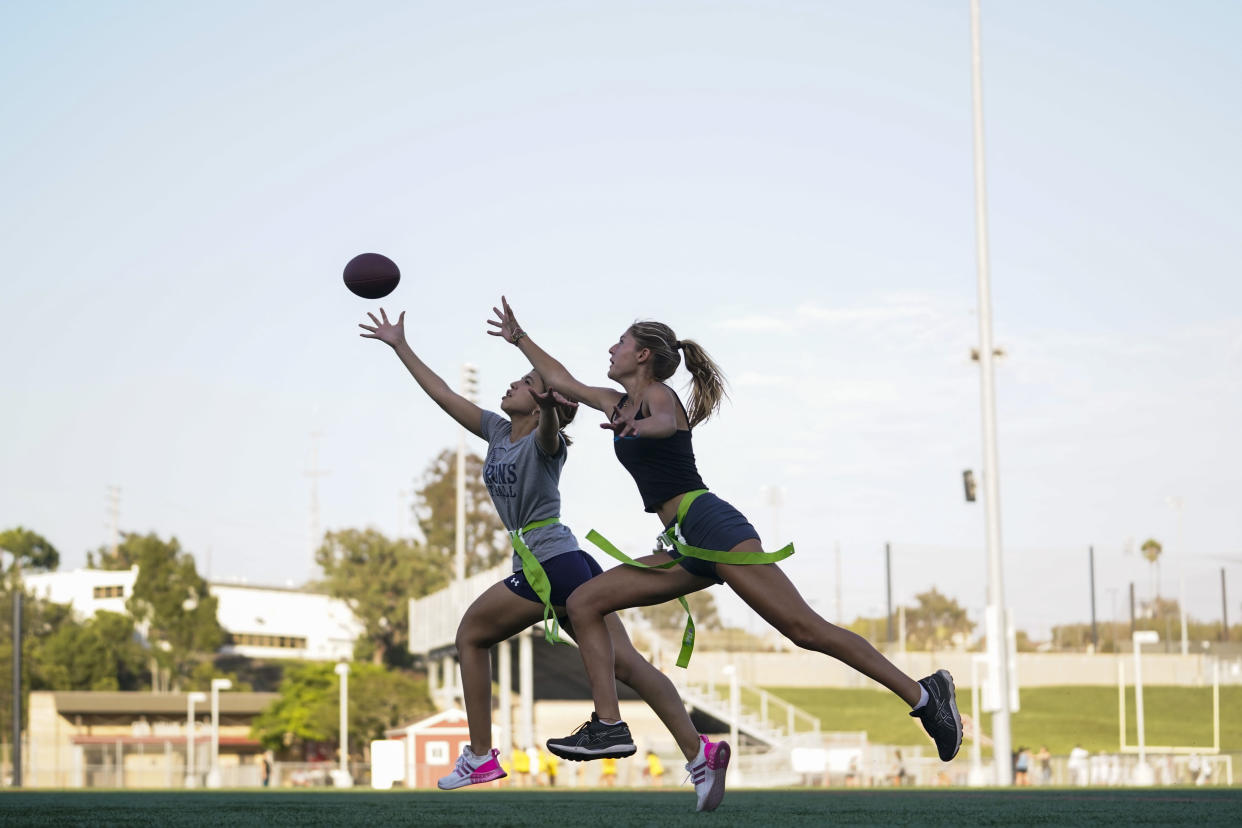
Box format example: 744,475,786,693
480,410,581,570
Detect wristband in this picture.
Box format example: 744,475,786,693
512,330,527,344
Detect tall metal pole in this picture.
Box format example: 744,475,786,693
1089,546,1098,650
885,543,894,644
969,0,1012,785
334,662,352,786
454,364,478,583
1168,497,1188,655
12,592,21,788
1222,568,1229,642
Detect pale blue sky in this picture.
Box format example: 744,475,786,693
2,1,1239,640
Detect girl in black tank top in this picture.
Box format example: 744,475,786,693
493,298,964,776
361,306,714,797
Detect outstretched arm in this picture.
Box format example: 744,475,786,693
531,387,577,456
487,296,621,414
359,308,484,437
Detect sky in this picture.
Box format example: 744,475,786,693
2,1,1239,641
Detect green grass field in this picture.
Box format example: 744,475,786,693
1,789,1240,827
765,685,1242,755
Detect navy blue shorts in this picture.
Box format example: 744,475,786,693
503,549,603,617
666,491,759,584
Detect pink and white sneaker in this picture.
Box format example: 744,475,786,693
437,746,507,790
686,735,730,812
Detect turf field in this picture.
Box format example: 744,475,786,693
1,789,1240,827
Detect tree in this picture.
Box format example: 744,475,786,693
111,532,224,690
33,610,147,691
414,449,509,576
638,591,723,632
316,528,447,667
903,588,973,651
0,526,59,572
251,661,433,758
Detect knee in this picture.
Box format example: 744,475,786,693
611,651,634,685
783,618,825,651
565,586,603,621
455,616,491,652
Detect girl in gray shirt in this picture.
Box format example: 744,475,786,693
360,308,721,808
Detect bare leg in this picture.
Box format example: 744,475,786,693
597,613,702,761
455,582,545,752
564,554,715,724
718,543,922,706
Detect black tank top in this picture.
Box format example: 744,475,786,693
612,390,707,512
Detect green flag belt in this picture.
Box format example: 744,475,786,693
508,517,567,645
586,489,795,667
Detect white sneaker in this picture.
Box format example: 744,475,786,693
685,735,730,812
437,746,507,790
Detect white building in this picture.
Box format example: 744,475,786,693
22,568,362,661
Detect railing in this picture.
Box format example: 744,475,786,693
408,564,510,654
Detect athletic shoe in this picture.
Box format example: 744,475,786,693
546,712,636,761
909,669,963,761
437,746,507,790
686,735,730,812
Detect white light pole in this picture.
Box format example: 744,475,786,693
455,363,479,583
1132,630,1159,784
184,691,207,788
207,678,232,788
334,662,353,788
969,0,1013,785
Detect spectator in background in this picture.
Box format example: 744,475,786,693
1014,746,1030,786
599,756,618,787
1036,745,1052,785
644,751,666,787
511,744,531,787
1068,744,1089,786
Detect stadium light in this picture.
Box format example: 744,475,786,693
207,678,232,789
969,0,1014,785
184,691,207,788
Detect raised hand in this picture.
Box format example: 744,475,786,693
601,402,639,438
358,308,406,348
487,295,525,344
532,387,578,416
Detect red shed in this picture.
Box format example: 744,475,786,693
384,708,502,789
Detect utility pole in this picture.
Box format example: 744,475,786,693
12,592,22,787
305,431,330,579
834,541,843,625
1089,546,1098,650
455,364,478,582
885,543,894,644
105,485,121,561
969,0,1012,784
1167,496,1188,655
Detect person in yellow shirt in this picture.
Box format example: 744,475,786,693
541,748,559,787
511,744,531,787
599,756,618,787
644,751,665,787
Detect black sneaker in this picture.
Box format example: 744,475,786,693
546,712,636,761
909,669,963,761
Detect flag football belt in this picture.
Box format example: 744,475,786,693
508,517,568,645
586,488,795,667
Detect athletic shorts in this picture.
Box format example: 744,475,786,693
665,491,759,584
502,549,603,618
